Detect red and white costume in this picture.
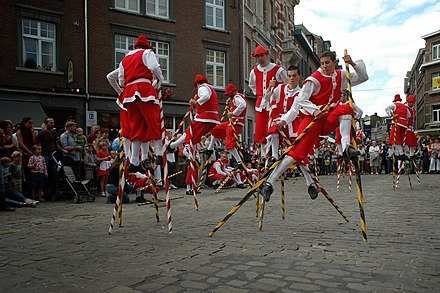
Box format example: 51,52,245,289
267,84,301,143
184,81,220,145
127,171,159,194
210,93,247,150
386,95,410,156
280,60,368,163
404,96,417,156
208,158,233,186
249,47,288,144
333,101,363,156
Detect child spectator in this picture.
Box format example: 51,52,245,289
28,145,48,201
1,157,12,186
96,142,111,197
75,127,87,149
83,143,97,193
10,151,25,193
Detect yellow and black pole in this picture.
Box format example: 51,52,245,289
209,103,331,237
344,49,367,241
281,174,285,220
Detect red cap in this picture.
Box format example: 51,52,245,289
393,94,402,102
407,95,416,103
134,35,153,50
194,74,208,87
252,45,269,57
224,83,237,95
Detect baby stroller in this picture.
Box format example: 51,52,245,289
53,151,95,203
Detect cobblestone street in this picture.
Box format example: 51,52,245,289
1,174,439,292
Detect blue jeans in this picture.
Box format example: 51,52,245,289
5,185,27,207
106,184,130,203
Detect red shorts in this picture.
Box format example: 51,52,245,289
185,121,217,144
254,110,269,144
388,124,407,145
125,99,162,142
287,113,339,162
210,122,242,150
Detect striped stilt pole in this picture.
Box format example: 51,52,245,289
281,174,285,220
336,158,342,191
412,158,421,184
188,108,199,210
344,49,367,241
348,161,353,192
109,138,128,234
209,103,331,237
392,120,397,189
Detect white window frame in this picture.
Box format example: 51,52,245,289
432,41,440,60
146,0,169,18
115,0,140,13
206,49,225,89
22,19,56,71
149,40,169,83
433,105,440,123
114,35,136,68
205,0,225,30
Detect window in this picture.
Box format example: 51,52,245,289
146,0,169,18
206,49,225,88
433,105,440,123
149,40,169,83
205,0,225,30
432,72,440,90
115,0,140,13
114,35,136,68
432,41,440,60
22,19,56,71
245,38,252,75
256,0,263,19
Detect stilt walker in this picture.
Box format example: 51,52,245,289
188,107,199,210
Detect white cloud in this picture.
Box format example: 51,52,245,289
295,0,440,116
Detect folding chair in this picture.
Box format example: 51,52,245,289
62,166,95,203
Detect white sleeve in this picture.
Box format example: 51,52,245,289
270,85,281,105
341,60,368,88
214,162,227,176
277,67,289,84
197,85,212,105
106,68,123,95
296,80,320,114
248,70,257,95
353,103,363,120
118,63,125,87
231,95,246,116
143,50,164,82
385,104,396,116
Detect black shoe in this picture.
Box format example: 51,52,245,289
237,183,247,189
135,196,147,203
308,182,319,200
260,182,274,202
179,159,190,166
344,145,360,160
127,163,142,173
155,155,163,166
186,190,194,195
266,156,277,169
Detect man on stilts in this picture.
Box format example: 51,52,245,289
117,35,164,173
167,74,220,194
385,94,409,173
260,51,368,202
207,83,247,171
248,45,289,160
404,95,418,159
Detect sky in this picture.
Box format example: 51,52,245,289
294,0,440,117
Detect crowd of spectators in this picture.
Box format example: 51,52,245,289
1,115,440,212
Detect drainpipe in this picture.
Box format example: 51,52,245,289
84,0,90,134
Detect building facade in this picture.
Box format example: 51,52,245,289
405,30,440,137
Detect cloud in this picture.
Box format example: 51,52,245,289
295,0,440,116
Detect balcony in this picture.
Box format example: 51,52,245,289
281,37,301,64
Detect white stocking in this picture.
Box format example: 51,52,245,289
299,165,314,186
267,156,295,185
130,140,141,166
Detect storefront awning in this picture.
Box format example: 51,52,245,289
0,100,47,127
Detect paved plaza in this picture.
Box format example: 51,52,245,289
1,173,439,292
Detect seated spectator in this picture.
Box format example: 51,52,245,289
106,157,130,204
59,121,82,180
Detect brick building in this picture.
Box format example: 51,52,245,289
405,29,440,137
